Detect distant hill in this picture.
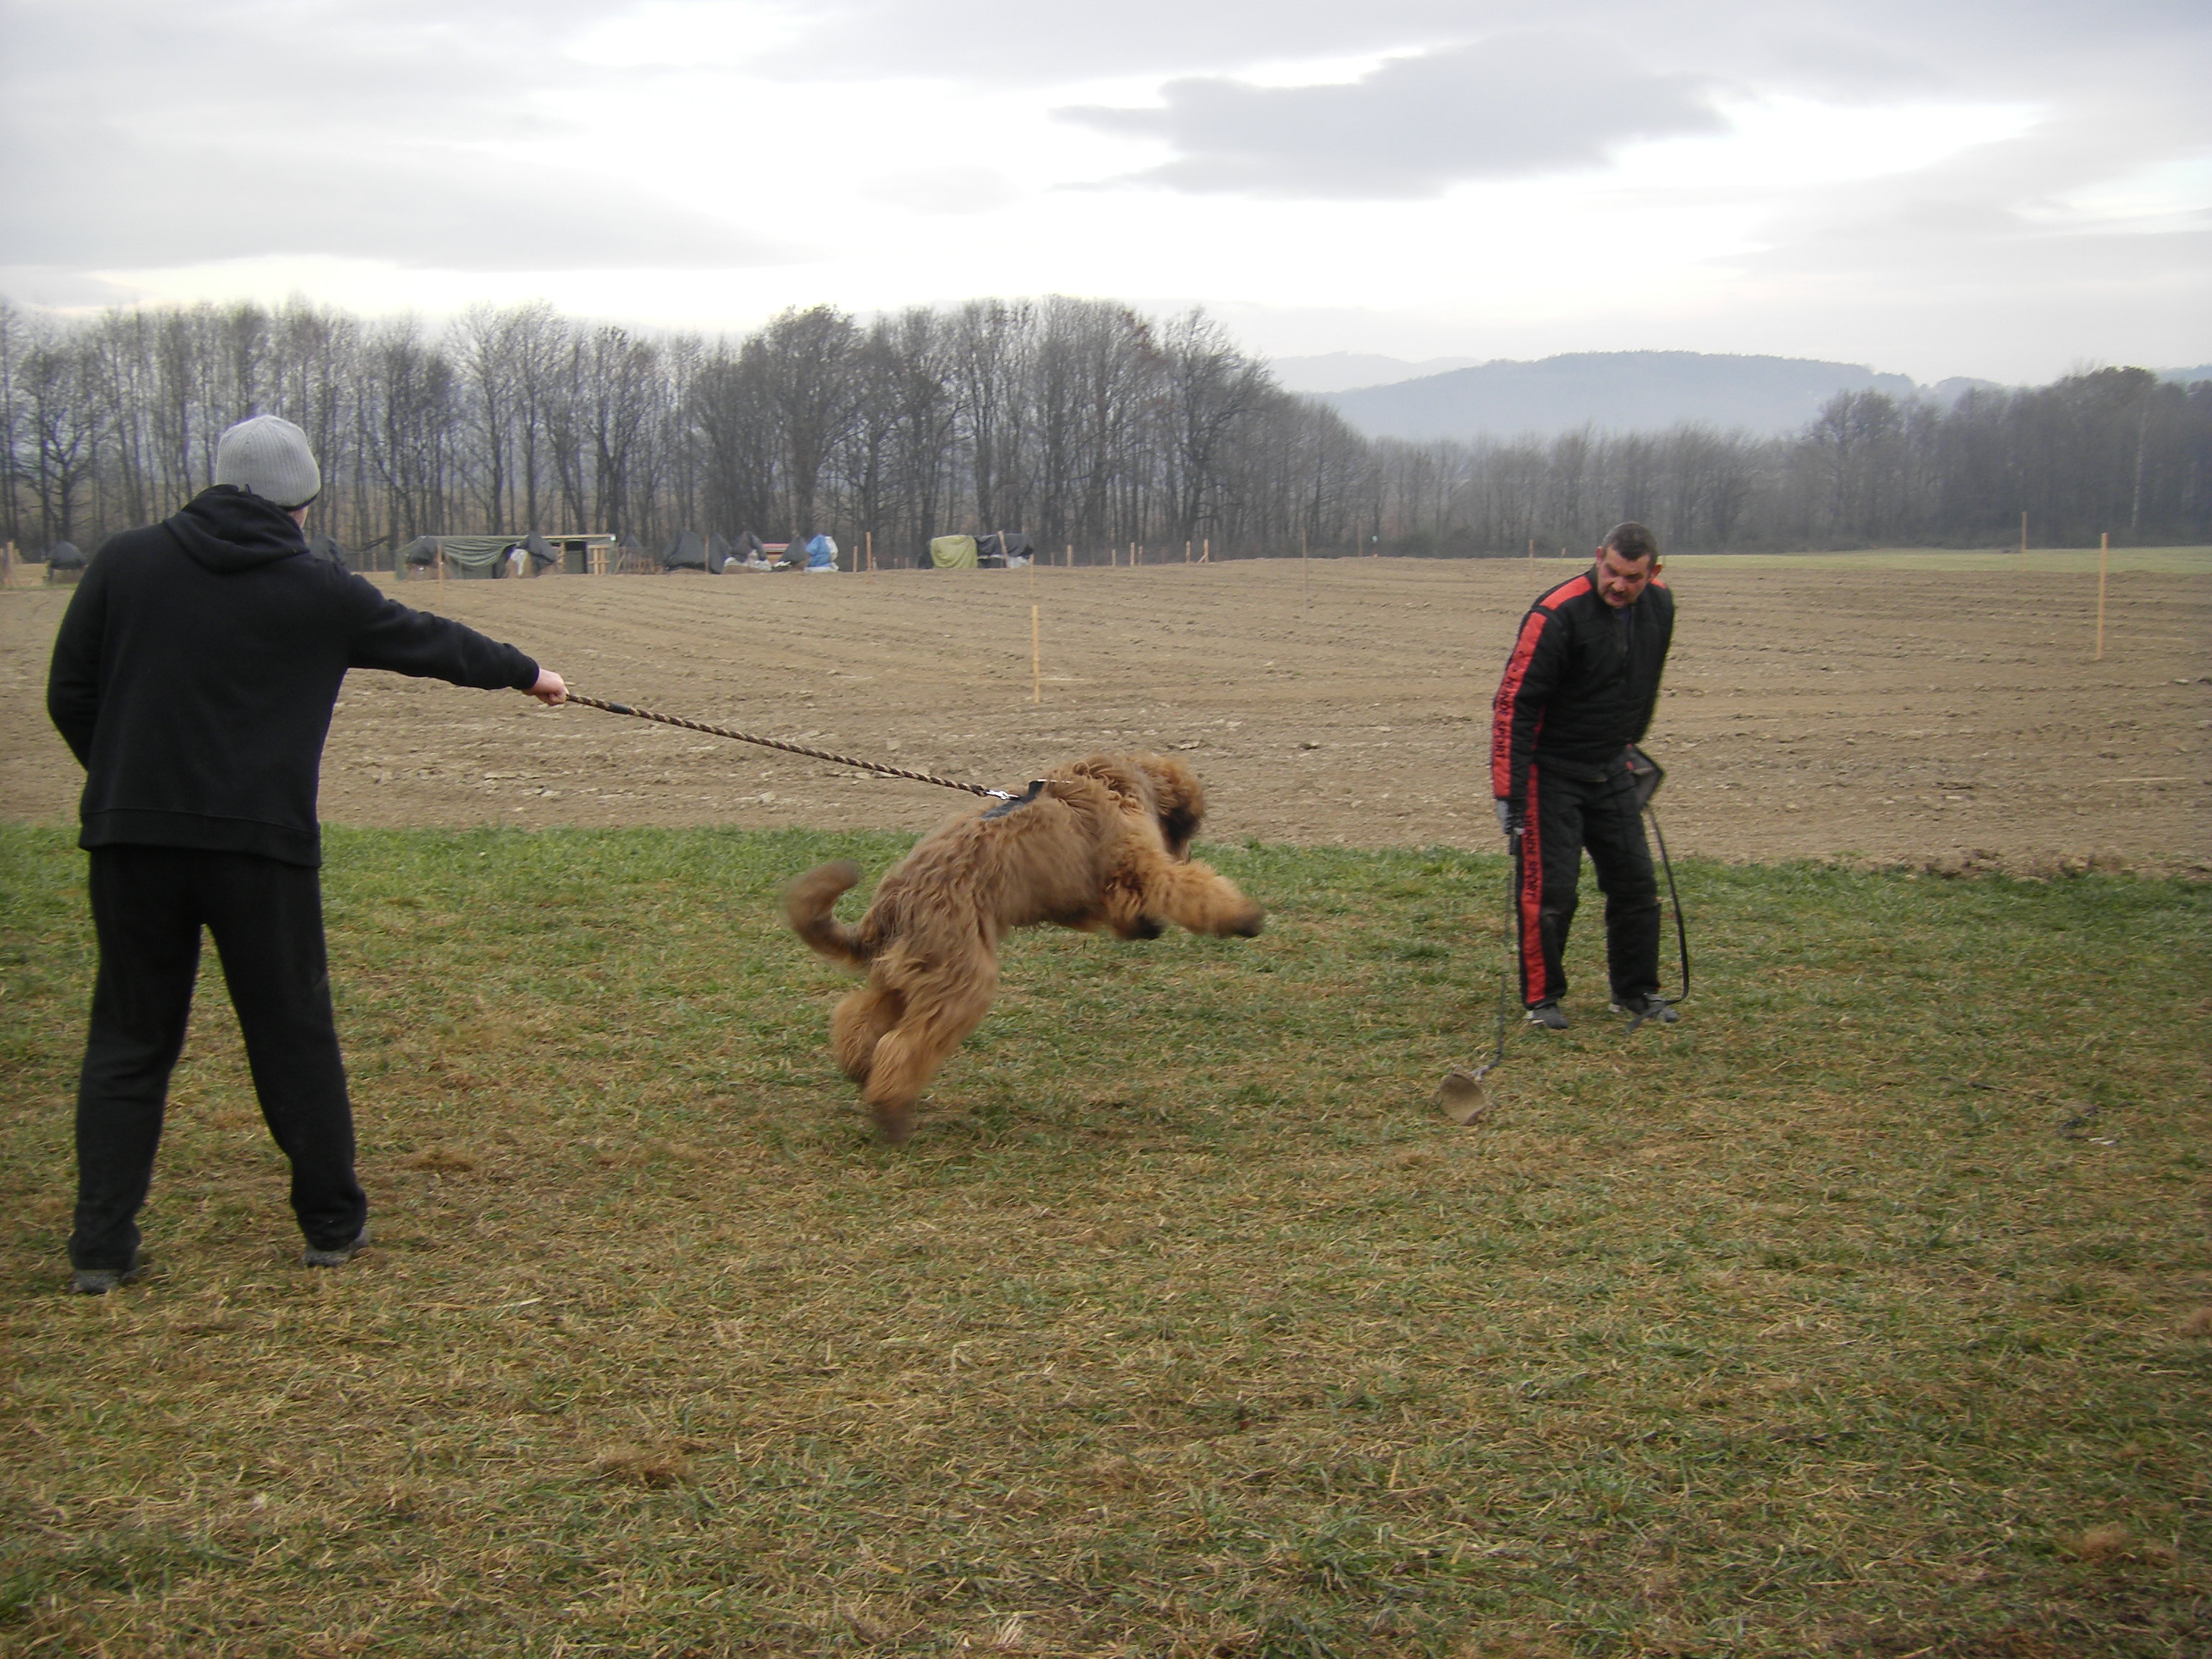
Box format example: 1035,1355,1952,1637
1269,352,1483,393
1319,351,1930,441
2161,364,2212,385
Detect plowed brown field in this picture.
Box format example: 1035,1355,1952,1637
6,552,2206,871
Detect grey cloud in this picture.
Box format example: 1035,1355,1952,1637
0,127,781,270
858,167,1024,216
760,0,2209,91
1060,34,1727,197
0,0,786,272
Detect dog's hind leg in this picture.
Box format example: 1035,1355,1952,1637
860,958,998,1144
831,980,904,1084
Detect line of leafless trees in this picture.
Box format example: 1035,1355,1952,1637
4,293,2206,563
1376,369,2212,556
0,295,1372,565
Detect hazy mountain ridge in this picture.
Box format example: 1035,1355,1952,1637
1287,351,2212,442
1310,351,1930,441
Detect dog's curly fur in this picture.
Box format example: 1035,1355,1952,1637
786,752,1264,1143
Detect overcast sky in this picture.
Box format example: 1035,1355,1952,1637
2,0,2205,382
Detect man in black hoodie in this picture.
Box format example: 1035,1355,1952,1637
1489,522,1676,1030
46,415,567,1294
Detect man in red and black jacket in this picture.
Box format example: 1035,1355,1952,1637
1489,523,1676,1029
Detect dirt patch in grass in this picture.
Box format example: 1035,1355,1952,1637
3,827,2207,1655
5,552,2206,873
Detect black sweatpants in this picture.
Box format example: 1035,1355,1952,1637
70,846,364,1270
1510,762,1661,1009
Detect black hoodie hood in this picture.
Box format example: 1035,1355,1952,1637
163,485,308,574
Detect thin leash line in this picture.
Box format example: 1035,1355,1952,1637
562,692,1015,799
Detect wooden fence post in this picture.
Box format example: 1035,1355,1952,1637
2095,532,2109,660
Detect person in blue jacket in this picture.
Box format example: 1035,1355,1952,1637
45,415,567,1293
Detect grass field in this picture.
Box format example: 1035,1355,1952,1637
2,826,2207,1657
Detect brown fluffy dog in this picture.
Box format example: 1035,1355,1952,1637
786,752,1264,1143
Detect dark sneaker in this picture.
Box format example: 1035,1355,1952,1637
303,1225,371,1269
1611,994,1679,1025
1524,1001,1569,1030
72,1254,143,1296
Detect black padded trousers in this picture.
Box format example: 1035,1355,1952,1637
69,847,365,1271
1509,763,1662,1010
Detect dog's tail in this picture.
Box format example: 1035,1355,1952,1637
786,859,872,968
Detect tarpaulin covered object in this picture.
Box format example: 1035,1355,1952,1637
928,535,978,569
976,531,1035,567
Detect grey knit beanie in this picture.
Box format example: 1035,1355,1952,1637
213,415,321,508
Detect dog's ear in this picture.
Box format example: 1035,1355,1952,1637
1141,755,1206,858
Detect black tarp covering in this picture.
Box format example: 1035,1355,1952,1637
401,536,440,567
662,529,707,570
306,532,348,569
975,531,1035,567
522,532,557,570
45,541,86,570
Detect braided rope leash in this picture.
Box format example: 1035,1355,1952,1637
561,692,1016,799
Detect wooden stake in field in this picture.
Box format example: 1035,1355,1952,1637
437,544,446,588
1200,538,1210,564
1185,540,1192,565
866,530,874,576
1064,543,1072,568
1302,529,1310,613
2095,531,2109,660
1030,603,1042,704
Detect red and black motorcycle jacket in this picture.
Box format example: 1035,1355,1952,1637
1490,567,1674,806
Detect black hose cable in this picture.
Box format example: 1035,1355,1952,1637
1634,801,1691,1030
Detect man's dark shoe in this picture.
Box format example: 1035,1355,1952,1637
1611,994,1679,1025
72,1254,143,1295
302,1225,371,1269
1524,1001,1569,1030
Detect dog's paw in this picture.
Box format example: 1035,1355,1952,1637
870,1102,915,1146
1215,902,1265,937
1125,915,1166,940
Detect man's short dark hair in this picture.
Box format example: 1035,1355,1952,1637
1601,522,1659,563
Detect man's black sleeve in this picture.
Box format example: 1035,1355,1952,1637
45,557,110,765
341,575,539,689
1627,589,1676,744
1490,603,1568,804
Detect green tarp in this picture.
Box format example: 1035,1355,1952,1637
929,535,978,569
421,535,523,570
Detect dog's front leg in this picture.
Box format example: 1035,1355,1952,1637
1128,854,1265,938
